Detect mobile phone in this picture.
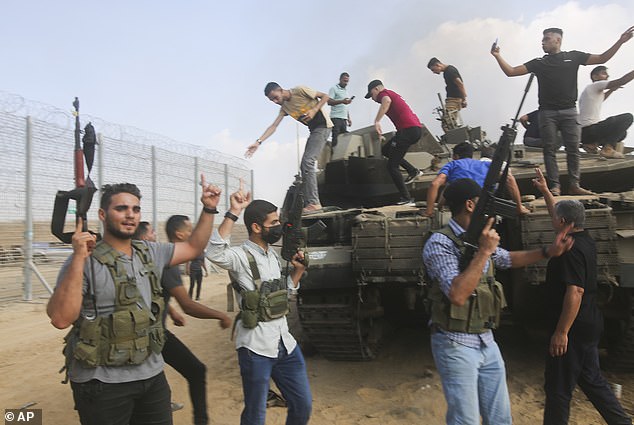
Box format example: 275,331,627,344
492,38,498,50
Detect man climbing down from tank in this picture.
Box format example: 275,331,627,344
532,167,633,425
423,177,574,425
246,82,332,213
491,26,634,196
47,178,221,425
206,180,312,425
365,79,424,206
424,142,529,217
427,57,467,132
579,65,634,159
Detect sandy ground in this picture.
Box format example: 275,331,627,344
1,271,633,425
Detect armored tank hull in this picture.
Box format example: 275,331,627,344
289,126,634,369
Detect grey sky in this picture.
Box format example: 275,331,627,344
3,1,633,205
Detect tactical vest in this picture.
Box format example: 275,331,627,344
427,226,507,333
63,240,165,371
232,248,289,329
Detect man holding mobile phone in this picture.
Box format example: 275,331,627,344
328,72,354,147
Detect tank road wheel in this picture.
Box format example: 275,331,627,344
296,287,387,361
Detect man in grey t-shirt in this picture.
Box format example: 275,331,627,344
47,178,222,425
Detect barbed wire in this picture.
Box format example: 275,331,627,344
0,90,249,170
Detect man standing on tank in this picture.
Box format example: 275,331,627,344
491,26,634,196
427,58,467,132
365,79,424,206
328,72,353,148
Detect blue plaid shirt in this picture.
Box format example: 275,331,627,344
423,218,511,348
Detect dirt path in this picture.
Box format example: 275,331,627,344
1,272,632,425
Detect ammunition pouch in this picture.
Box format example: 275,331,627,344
63,241,165,371
234,249,289,329
428,226,507,334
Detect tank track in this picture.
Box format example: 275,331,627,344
297,289,386,361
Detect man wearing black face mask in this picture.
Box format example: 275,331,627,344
206,181,311,425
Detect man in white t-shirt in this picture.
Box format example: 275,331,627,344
578,66,634,158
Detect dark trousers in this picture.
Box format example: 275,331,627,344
163,329,208,425
581,113,633,148
543,330,631,425
71,371,172,425
188,271,203,300
331,117,348,147
381,126,422,199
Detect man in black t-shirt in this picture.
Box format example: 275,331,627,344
533,168,631,425
428,57,467,132
492,26,634,196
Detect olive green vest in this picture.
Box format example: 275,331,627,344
233,249,289,329
64,240,165,371
428,226,507,333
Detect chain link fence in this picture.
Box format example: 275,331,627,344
0,91,252,302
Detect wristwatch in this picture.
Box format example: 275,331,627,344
225,211,239,222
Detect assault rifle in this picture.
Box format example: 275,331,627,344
280,174,307,264
460,74,534,270
51,97,98,243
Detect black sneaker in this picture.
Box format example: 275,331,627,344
404,170,423,184
396,198,416,206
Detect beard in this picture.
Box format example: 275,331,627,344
105,217,135,240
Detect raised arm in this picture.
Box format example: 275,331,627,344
491,44,529,77
47,219,97,329
586,26,634,65
605,69,634,95
170,174,221,266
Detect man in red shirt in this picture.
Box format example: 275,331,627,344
365,79,424,205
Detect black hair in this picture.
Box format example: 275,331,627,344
427,57,440,68
244,200,277,235
264,82,281,97
133,221,151,240
543,27,563,36
443,178,482,216
100,183,141,210
453,142,474,159
590,66,607,80
340,72,350,79
165,214,190,242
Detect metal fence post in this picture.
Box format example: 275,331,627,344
224,164,230,212
23,116,33,301
151,146,158,241
251,169,255,199
194,157,200,219
98,133,104,236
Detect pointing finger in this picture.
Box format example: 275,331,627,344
239,178,244,193
200,173,207,188
76,217,83,233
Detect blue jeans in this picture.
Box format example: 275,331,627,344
301,126,330,206
237,343,312,425
539,108,581,190
431,332,512,425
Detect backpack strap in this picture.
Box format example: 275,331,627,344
243,248,262,291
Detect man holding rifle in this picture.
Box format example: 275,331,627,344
423,178,574,425
47,177,222,425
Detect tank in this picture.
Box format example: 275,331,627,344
287,125,634,370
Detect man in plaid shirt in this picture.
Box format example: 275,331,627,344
423,178,573,425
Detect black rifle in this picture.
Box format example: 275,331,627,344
460,74,535,270
280,174,307,264
51,98,98,243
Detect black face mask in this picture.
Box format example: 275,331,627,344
262,224,283,244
